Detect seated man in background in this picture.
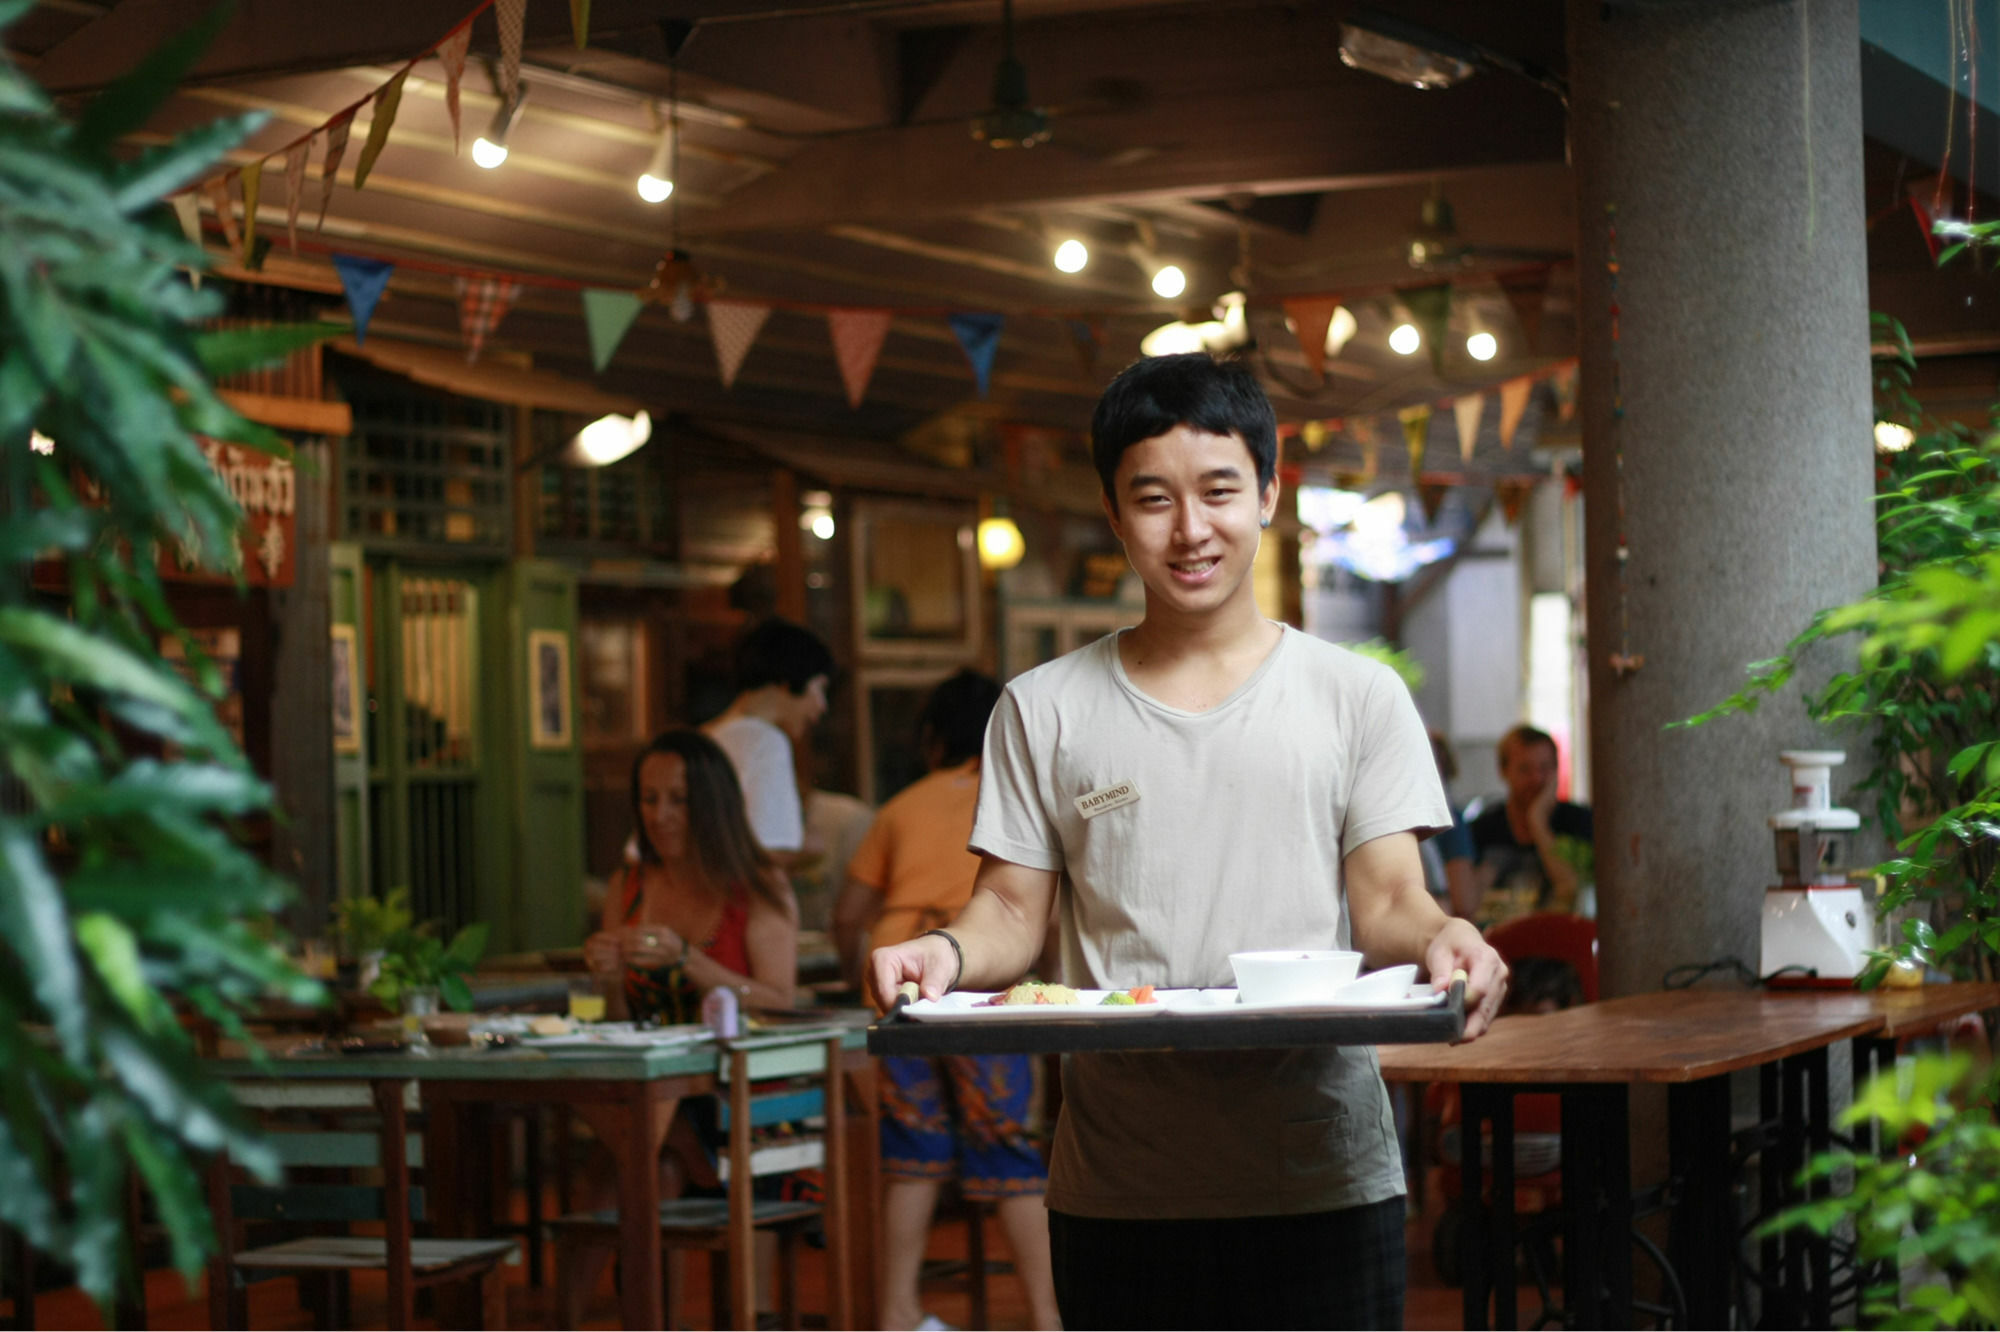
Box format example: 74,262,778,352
1465,724,1592,925
703,617,834,868
835,670,1061,1332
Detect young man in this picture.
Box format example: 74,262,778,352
702,618,834,866
1464,723,1594,924
869,353,1507,1330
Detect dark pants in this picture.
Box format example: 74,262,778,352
1049,1198,1406,1331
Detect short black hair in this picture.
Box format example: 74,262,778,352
734,618,835,696
919,669,1001,767
1504,956,1585,1013
1089,353,1278,505
1498,723,1558,770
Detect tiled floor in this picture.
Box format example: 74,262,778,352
15,1168,1540,1329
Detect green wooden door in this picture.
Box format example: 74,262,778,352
486,559,586,953
330,542,369,908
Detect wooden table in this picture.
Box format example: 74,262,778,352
1378,985,2000,1330
213,1026,879,1331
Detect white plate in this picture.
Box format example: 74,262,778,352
902,990,1184,1022
1178,985,1449,1015
518,1023,713,1049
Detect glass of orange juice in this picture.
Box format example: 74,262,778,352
567,975,608,1023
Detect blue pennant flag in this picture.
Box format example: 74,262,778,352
332,253,395,346
948,312,1005,398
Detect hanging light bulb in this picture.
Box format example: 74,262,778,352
567,410,652,466
1389,322,1421,355
1152,264,1187,299
472,84,529,169
1053,238,1089,273
636,131,674,203
1873,421,1914,453
1466,331,1498,361
977,516,1026,570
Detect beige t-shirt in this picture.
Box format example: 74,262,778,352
971,625,1449,1219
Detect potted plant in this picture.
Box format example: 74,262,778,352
336,886,414,990
368,916,491,1014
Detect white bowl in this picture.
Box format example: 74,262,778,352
1227,949,1363,1005
1334,963,1420,1004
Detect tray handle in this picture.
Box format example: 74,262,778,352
887,980,920,1020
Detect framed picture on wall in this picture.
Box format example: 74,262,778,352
330,624,362,755
849,498,982,661
529,629,573,750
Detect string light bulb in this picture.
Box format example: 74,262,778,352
977,516,1026,570
1466,331,1498,361
1152,264,1187,299
472,84,529,170
636,132,673,203
1053,238,1089,273
1389,322,1421,355
1874,421,1914,453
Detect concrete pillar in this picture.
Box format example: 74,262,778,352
1570,0,1878,997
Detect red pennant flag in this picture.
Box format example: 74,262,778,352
1550,363,1579,423
317,108,355,229
497,0,527,100
709,300,772,389
456,276,519,364
1497,476,1535,525
827,309,893,409
1282,296,1342,379
437,24,472,153
1497,270,1550,354
1498,376,1532,449
1417,481,1449,525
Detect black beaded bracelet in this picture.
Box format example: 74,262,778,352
922,928,965,992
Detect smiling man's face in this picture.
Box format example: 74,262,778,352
1104,424,1276,621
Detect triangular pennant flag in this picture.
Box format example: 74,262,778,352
170,193,203,287
282,141,309,254
1348,416,1376,450
1064,317,1103,378
170,192,202,247
497,0,527,100
581,287,644,372
1358,433,1379,484
948,312,1005,398
1497,270,1550,354
457,276,519,364
238,160,260,267
580,288,643,373
1498,376,1532,449
436,24,472,152
569,0,591,48
332,254,395,346
1398,404,1431,477
1417,481,1449,525
317,108,355,229
1452,394,1484,463
1400,283,1453,374
354,69,406,191
707,299,771,388
1299,420,1329,453
1497,476,1535,526
827,309,893,409
205,175,240,254
1282,296,1342,379
1550,363,1579,423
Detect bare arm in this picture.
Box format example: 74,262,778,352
584,874,632,1020
868,854,1058,1009
684,870,799,1010
1447,856,1485,921
1525,790,1581,908
1345,831,1508,1040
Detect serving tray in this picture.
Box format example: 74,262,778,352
868,979,1466,1056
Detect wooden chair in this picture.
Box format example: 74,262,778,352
206,1078,517,1330
551,1032,850,1331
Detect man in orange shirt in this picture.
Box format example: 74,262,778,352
835,670,1060,1332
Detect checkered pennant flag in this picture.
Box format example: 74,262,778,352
456,276,519,364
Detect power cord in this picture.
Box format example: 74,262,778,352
1662,957,1820,990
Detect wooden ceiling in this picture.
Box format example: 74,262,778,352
16,0,1993,483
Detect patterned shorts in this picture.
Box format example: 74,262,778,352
879,1054,1047,1199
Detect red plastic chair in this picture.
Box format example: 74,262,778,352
1485,912,1599,1001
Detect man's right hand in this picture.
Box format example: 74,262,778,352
868,931,960,1011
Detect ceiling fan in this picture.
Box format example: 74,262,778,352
963,0,1159,161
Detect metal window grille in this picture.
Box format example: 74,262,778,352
533,410,675,555
338,372,511,554
367,574,482,935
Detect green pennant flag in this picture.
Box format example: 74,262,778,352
354,69,407,191
570,0,591,48
582,288,643,372
1400,283,1453,375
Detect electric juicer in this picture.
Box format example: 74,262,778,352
1760,750,1872,984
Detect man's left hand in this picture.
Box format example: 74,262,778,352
1426,918,1508,1040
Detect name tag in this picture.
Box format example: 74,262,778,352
1075,780,1140,820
